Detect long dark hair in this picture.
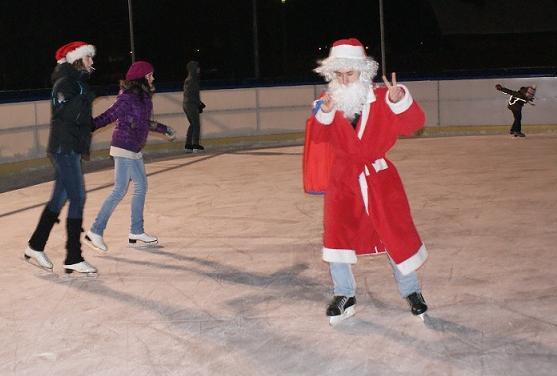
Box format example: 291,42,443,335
119,77,153,98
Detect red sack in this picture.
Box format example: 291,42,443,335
302,118,334,194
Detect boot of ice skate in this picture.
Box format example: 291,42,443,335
85,230,108,252
406,292,428,319
63,218,97,275
128,232,158,246
24,207,60,270
326,295,356,326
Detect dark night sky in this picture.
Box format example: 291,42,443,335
1,0,556,92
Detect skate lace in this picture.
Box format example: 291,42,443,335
335,296,349,309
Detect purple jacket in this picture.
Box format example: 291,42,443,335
93,91,168,153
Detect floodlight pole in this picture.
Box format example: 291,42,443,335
379,0,387,76
251,0,259,80
252,0,260,79
127,0,136,62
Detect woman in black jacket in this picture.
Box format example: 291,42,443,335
24,41,98,275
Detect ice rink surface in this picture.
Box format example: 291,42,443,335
1,134,557,375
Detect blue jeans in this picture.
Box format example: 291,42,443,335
329,257,421,298
47,151,86,219
91,157,147,235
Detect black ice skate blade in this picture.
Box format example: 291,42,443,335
24,255,53,273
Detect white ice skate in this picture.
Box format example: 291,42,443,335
63,260,97,276
84,230,108,252
24,245,53,270
128,232,158,248
326,296,356,326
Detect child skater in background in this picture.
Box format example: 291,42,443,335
496,83,536,137
85,61,175,252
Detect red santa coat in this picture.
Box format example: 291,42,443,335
303,85,427,275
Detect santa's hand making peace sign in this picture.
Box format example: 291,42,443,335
382,72,405,103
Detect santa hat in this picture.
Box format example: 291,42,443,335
329,38,367,59
55,41,95,64
314,38,378,82
125,61,154,81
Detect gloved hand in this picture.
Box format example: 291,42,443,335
495,84,503,91
165,126,176,141
199,102,206,114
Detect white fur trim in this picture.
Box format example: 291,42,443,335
322,247,357,264
371,158,388,172
66,44,96,64
385,84,413,114
366,88,376,104
394,244,428,276
315,57,379,83
354,89,375,139
330,44,366,59
358,172,369,215
315,109,335,125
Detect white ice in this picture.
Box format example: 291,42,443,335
1,134,557,375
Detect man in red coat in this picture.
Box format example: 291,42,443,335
304,38,428,325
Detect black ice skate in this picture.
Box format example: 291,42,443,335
406,292,428,320
326,295,356,326
514,132,526,137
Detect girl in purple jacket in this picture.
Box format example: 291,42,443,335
85,61,175,252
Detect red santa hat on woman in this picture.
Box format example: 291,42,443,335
55,41,96,64
314,38,379,82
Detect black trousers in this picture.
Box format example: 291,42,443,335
184,104,201,147
511,110,522,133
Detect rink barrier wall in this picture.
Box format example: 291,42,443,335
1,77,556,169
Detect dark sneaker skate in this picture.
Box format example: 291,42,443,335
326,295,356,326
406,292,428,320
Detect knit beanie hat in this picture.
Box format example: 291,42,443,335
126,61,154,80
55,41,95,64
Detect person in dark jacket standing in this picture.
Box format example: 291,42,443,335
183,60,205,153
24,41,98,275
84,61,175,252
496,84,536,137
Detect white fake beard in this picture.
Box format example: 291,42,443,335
329,79,369,120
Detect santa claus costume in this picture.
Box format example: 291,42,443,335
303,38,428,325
